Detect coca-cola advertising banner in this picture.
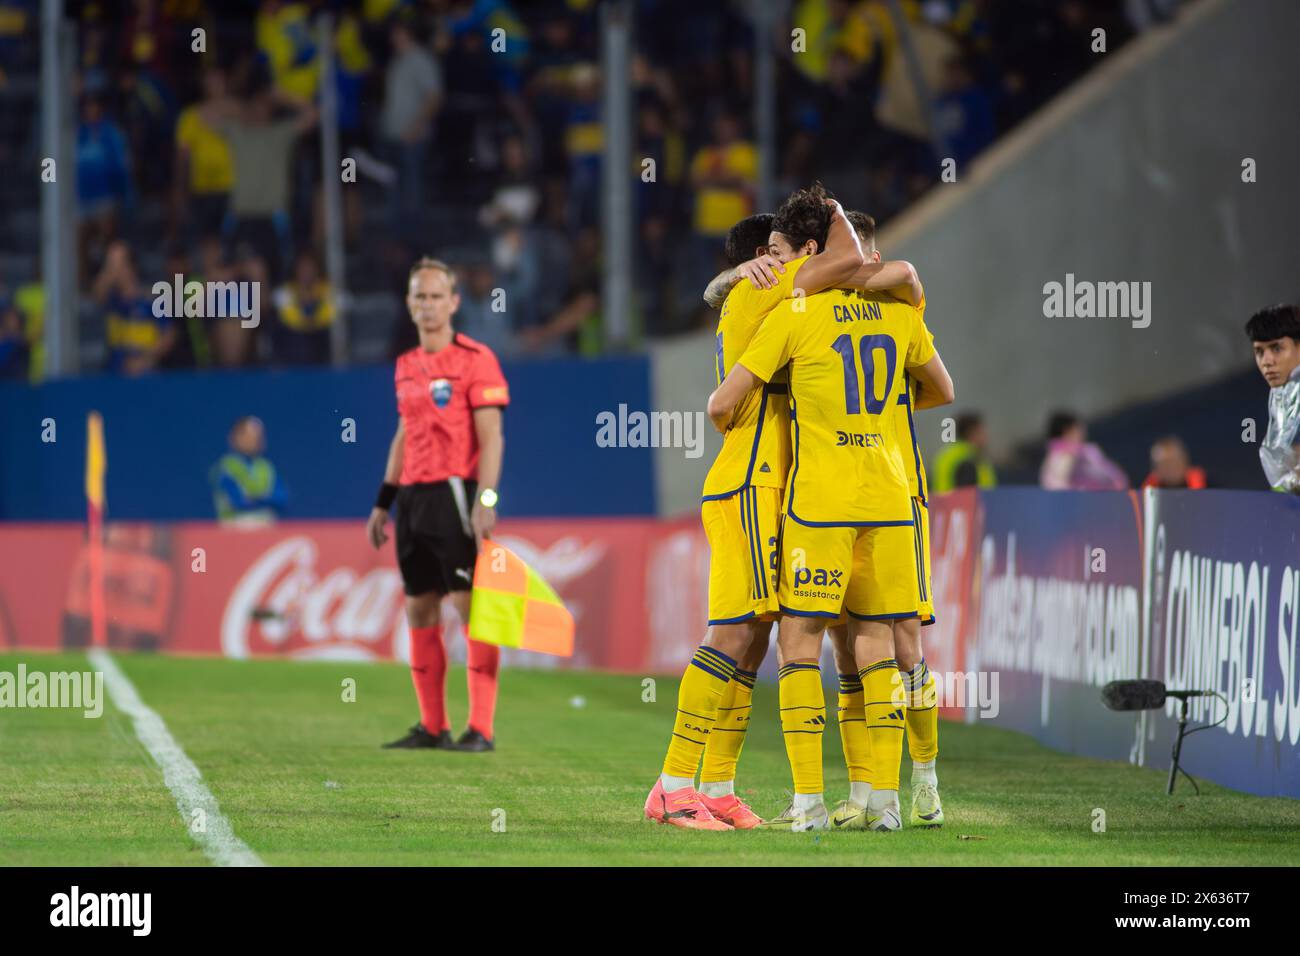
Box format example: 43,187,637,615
0,518,709,675
1,499,979,683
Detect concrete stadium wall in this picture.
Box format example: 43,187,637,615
881,0,1300,463
649,331,723,518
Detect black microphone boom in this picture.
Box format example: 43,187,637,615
1100,679,1221,796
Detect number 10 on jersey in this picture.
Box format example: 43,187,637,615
831,333,897,415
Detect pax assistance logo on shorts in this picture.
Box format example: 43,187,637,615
792,565,844,599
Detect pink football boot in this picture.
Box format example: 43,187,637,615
644,779,733,830
699,792,763,829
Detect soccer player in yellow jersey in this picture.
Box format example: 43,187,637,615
697,206,951,830
823,213,953,831
644,186,865,830
707,230,952,832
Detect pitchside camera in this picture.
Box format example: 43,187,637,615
1102,680,1224,796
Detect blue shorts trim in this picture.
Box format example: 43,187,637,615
845,608,919,621
707,611,757,626
786,510,914,528
779,604,840,618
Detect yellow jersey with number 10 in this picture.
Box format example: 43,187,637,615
701,256,808,500
738,287,934,525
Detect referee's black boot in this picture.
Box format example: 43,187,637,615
382,724,456,749
455,728,495,752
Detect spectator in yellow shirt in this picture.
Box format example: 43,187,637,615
271,249,335,366
173,67,234,241
689,112,757,238
688,112,757,320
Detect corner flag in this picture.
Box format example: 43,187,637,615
86,412,107,511
85,412,107,647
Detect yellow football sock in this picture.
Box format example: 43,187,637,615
836,672,871,784
903,658,939,764
700,667,756,783
778,661,825,795
860,658,906,792
662,645,737,779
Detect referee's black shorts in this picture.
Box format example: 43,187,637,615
394,480,478,597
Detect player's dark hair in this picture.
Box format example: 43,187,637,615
956,413,983,441
845,210,876,251
771,182,832,254
723,213,774,267
1047,411,1080,440
1244,304,1300,343
409,256,458,292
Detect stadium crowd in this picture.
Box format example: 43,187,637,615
0,0,1184,381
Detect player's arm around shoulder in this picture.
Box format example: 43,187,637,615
849,260,924,306
704,268,737,309
733,254,787,293
712,254,795,322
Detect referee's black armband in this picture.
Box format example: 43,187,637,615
375,482,399,511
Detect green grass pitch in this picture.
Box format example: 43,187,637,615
2,651,1298,866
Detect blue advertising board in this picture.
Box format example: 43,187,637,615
971,488,1145,763
1143,489,1300,797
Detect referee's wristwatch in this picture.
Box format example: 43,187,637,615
478,487,499,509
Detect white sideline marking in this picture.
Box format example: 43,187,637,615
89,648,265,867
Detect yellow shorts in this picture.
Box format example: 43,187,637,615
702,485,782,624
912,497,934,626
778,517,919,621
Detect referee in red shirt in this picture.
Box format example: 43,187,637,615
368,257,509,751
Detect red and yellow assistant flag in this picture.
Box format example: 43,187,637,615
468,543,574,657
